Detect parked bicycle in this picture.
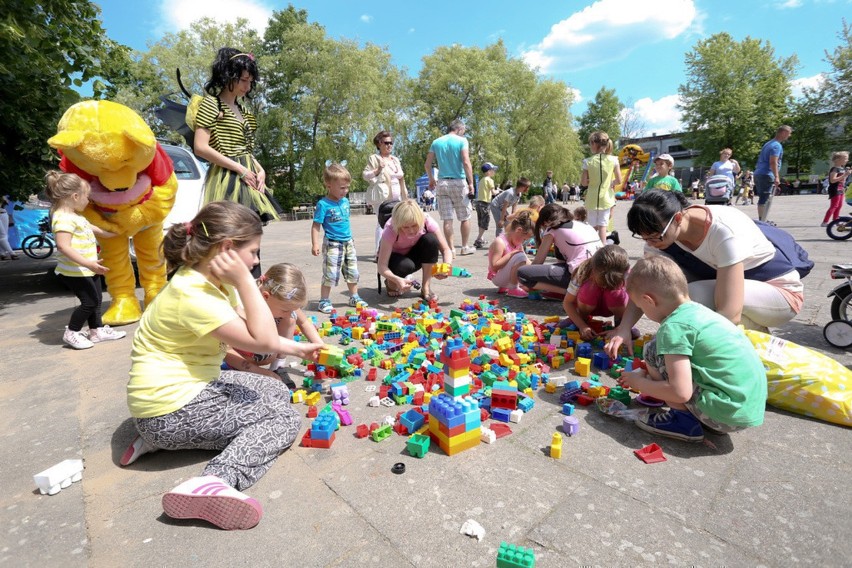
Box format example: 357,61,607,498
21,217,55,259
824,263,852,349
826,212,852,240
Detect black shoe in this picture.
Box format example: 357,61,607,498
274,368,297,390
608,231,620,245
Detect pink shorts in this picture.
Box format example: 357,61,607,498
576,281,628,317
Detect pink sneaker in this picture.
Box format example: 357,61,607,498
162,475,263,530
497,287,509,294
120,434,157,466
505,287,528,298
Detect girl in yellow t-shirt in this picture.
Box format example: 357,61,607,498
123,200,323,531
45,171,124,350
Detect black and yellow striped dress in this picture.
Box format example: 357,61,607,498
195,95,281,220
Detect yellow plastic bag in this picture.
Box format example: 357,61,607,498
745,330,852,427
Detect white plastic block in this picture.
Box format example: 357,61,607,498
509,409,524,423
364,385,377,392
368,395,381,407
480,427,496,444
382,415,396,426
34,459,83,496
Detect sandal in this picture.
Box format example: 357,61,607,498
420,291,438,303
385,279,403,297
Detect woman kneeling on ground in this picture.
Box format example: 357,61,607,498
606,189,803,354
377,200,452,302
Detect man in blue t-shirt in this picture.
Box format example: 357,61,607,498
424,119,475,257
754,125,792,223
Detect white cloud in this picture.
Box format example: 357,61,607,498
628,94,684,136
570,87,583,105
522,0,698,73
790,73,826,98
779,0,802,8
360,14,373,23
159,0,273,33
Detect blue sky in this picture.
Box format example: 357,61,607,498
95,0,848,136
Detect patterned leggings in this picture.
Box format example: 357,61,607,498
134,371,301,490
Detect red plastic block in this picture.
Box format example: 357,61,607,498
575,394,595,406
634,443,667,464
490,423,513,439
367,368,377,381
307,405,319,418
355,424,369,438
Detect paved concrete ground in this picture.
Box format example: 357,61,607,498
1,193,849,567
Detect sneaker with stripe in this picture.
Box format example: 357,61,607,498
162,476,263,530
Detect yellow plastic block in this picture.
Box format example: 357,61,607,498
574,357,591,377
545,382,557,394
588,385,606,398
305,392,322,406
352,327,364,340
550,432,563,459
543,315,560,324
291,389,306,403
551,356,564,369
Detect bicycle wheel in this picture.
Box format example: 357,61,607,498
826,217,852,240
823,320,852,349
21,235,54,259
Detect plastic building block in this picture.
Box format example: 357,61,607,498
562,415,580,436
509,409,524,423
634,443,667,464
562,403,574,416
306,405,319,418
480,426,497,444
491,407,512,422
574,357,591,377
400,408,425,433
489,423,512,438
575,394,595,406
550,432,562,459
407,433,430,457
496,542,535,568
355,424,370,438
33,459,84,496
607,385,632,405
371,424,392,442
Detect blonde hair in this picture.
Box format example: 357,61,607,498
505,209,535,234
259,263,307,307
44,171,89,214
527,195,545,211
831,151,849,162
323,163,351,185
390,200,425,231
162,201,263,272
589,131,613,154
627,255,689,299
572,245,629,290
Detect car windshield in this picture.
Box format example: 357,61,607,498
162,146,203,180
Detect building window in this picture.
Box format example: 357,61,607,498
667,144,686,153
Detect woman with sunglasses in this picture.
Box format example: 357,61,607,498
605,189,802,355
364,131,408,259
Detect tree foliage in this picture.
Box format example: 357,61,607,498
678,33,797,169
823,19,852,143
577,87,623,152
782,88,832,179
0,0,110,199
417,42,582,187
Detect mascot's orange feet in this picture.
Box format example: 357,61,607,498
103,296,143,326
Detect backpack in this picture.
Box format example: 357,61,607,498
661,220,813,280
705,174,734,197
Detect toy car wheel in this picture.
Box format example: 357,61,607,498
823,320,852,349
826,217,852,240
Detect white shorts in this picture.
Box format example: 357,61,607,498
586,208,611,228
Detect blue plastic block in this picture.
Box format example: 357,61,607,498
400,409,425,432
517,396,534,413
491,407,512,423
562,403,575,416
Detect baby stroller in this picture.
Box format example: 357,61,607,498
420,190,435,211
704,174,734,205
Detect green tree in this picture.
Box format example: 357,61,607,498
577,87,623,152
823,19,852,145
261,8,411,205
678,33,797,170
416,42,581,189
782,88,832,179
0,0,111,200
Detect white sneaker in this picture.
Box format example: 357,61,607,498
63,327,94,350
162,475,263,530
820,222,829,227
459,245,476,256
88,325,127,343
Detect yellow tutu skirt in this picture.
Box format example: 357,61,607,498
203,154,282,221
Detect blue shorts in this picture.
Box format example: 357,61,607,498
754,174,774,205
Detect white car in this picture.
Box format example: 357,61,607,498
161,143,206,230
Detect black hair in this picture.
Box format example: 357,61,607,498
533,203,573,246
626,189,689,236
204,47,259,97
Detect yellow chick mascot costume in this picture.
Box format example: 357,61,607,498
48,100,178,325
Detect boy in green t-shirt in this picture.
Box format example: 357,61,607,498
474,162,498,249
616,255,767,442
645,153,682,192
